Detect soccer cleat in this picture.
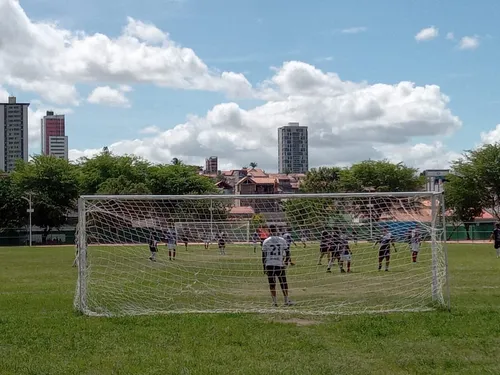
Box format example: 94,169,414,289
285,300,295,306
340,268,346,273
326,268,331,273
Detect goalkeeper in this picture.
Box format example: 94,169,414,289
262,225,295,307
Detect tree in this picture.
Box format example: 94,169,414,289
0,175,27,231
77,150,151,195
339,160,424,222
249,162,258,169
147,163,227,222
251,213,266,231
444,172,483,240
147,164,218,195
443,143,500,239
451,144,500,220
300,167,343,193
11,156,80,244
171,158,182,165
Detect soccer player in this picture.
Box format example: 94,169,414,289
300,229,308,248
409,226,421,263
374,228,397,271
182,234,189,250
282,228,297,265
218,231,226,255
489,223,500,258
251,230,260,253
318,230,331,265
148,235,158,262
262,224,294,306
203,232,211,249
326,227,342,273
351,229,358,246
339,230,352,273
165,229,177,261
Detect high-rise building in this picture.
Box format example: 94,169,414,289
278,122,308,174
0,96,29,172
205,156,218,173
41,111,68,160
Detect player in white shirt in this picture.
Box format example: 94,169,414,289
409,226,421,263
165,229,177,261
282,229,297,262
262,225,295,307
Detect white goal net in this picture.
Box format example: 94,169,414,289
74,192,449,316
174,221,250,243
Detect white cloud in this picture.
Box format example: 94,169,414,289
458,36,479,50
377,142,461,170
0,0,253,104
480,124,500,144
446,32,455,40
70,61,461,171
140,125,161,134
415,26,439,41
341,27,367,34
0,1,466,171
87,86,131,107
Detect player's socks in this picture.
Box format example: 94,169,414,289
272,296,277,306
378,264,382,271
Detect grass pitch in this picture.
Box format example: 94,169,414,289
1,243,500,374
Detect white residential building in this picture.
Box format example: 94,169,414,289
278,122,309,174
0,96,29,172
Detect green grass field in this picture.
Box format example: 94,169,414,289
1,243,500,374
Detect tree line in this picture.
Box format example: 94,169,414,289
1,143,499,243
0,148,217,242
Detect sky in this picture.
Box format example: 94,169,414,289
1,0,500,172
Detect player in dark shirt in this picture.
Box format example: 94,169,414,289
374,229,397,271
148,235,158,262
489,223,500,258
318,230,331,265
326,228,342,273
218,232,226,255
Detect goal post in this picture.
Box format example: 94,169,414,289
74,192,448,316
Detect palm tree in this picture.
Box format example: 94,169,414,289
171,158,182,165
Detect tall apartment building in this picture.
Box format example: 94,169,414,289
0,96,29,172
278,122,309,174
205,156,218,173
41,111,68,160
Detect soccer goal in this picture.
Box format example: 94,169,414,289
74,192,449,316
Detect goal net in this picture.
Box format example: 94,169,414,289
74,192,449,316
174,221,250,243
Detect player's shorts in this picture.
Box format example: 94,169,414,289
218,241,225,248
265,265,286,278
167,243,176,250
320,245,328,253
494,242,500,249
411,243,420,252
341,253,351,262
149,246,158,253
379,248,390,258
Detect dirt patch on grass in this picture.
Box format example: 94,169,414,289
275,318,321,326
